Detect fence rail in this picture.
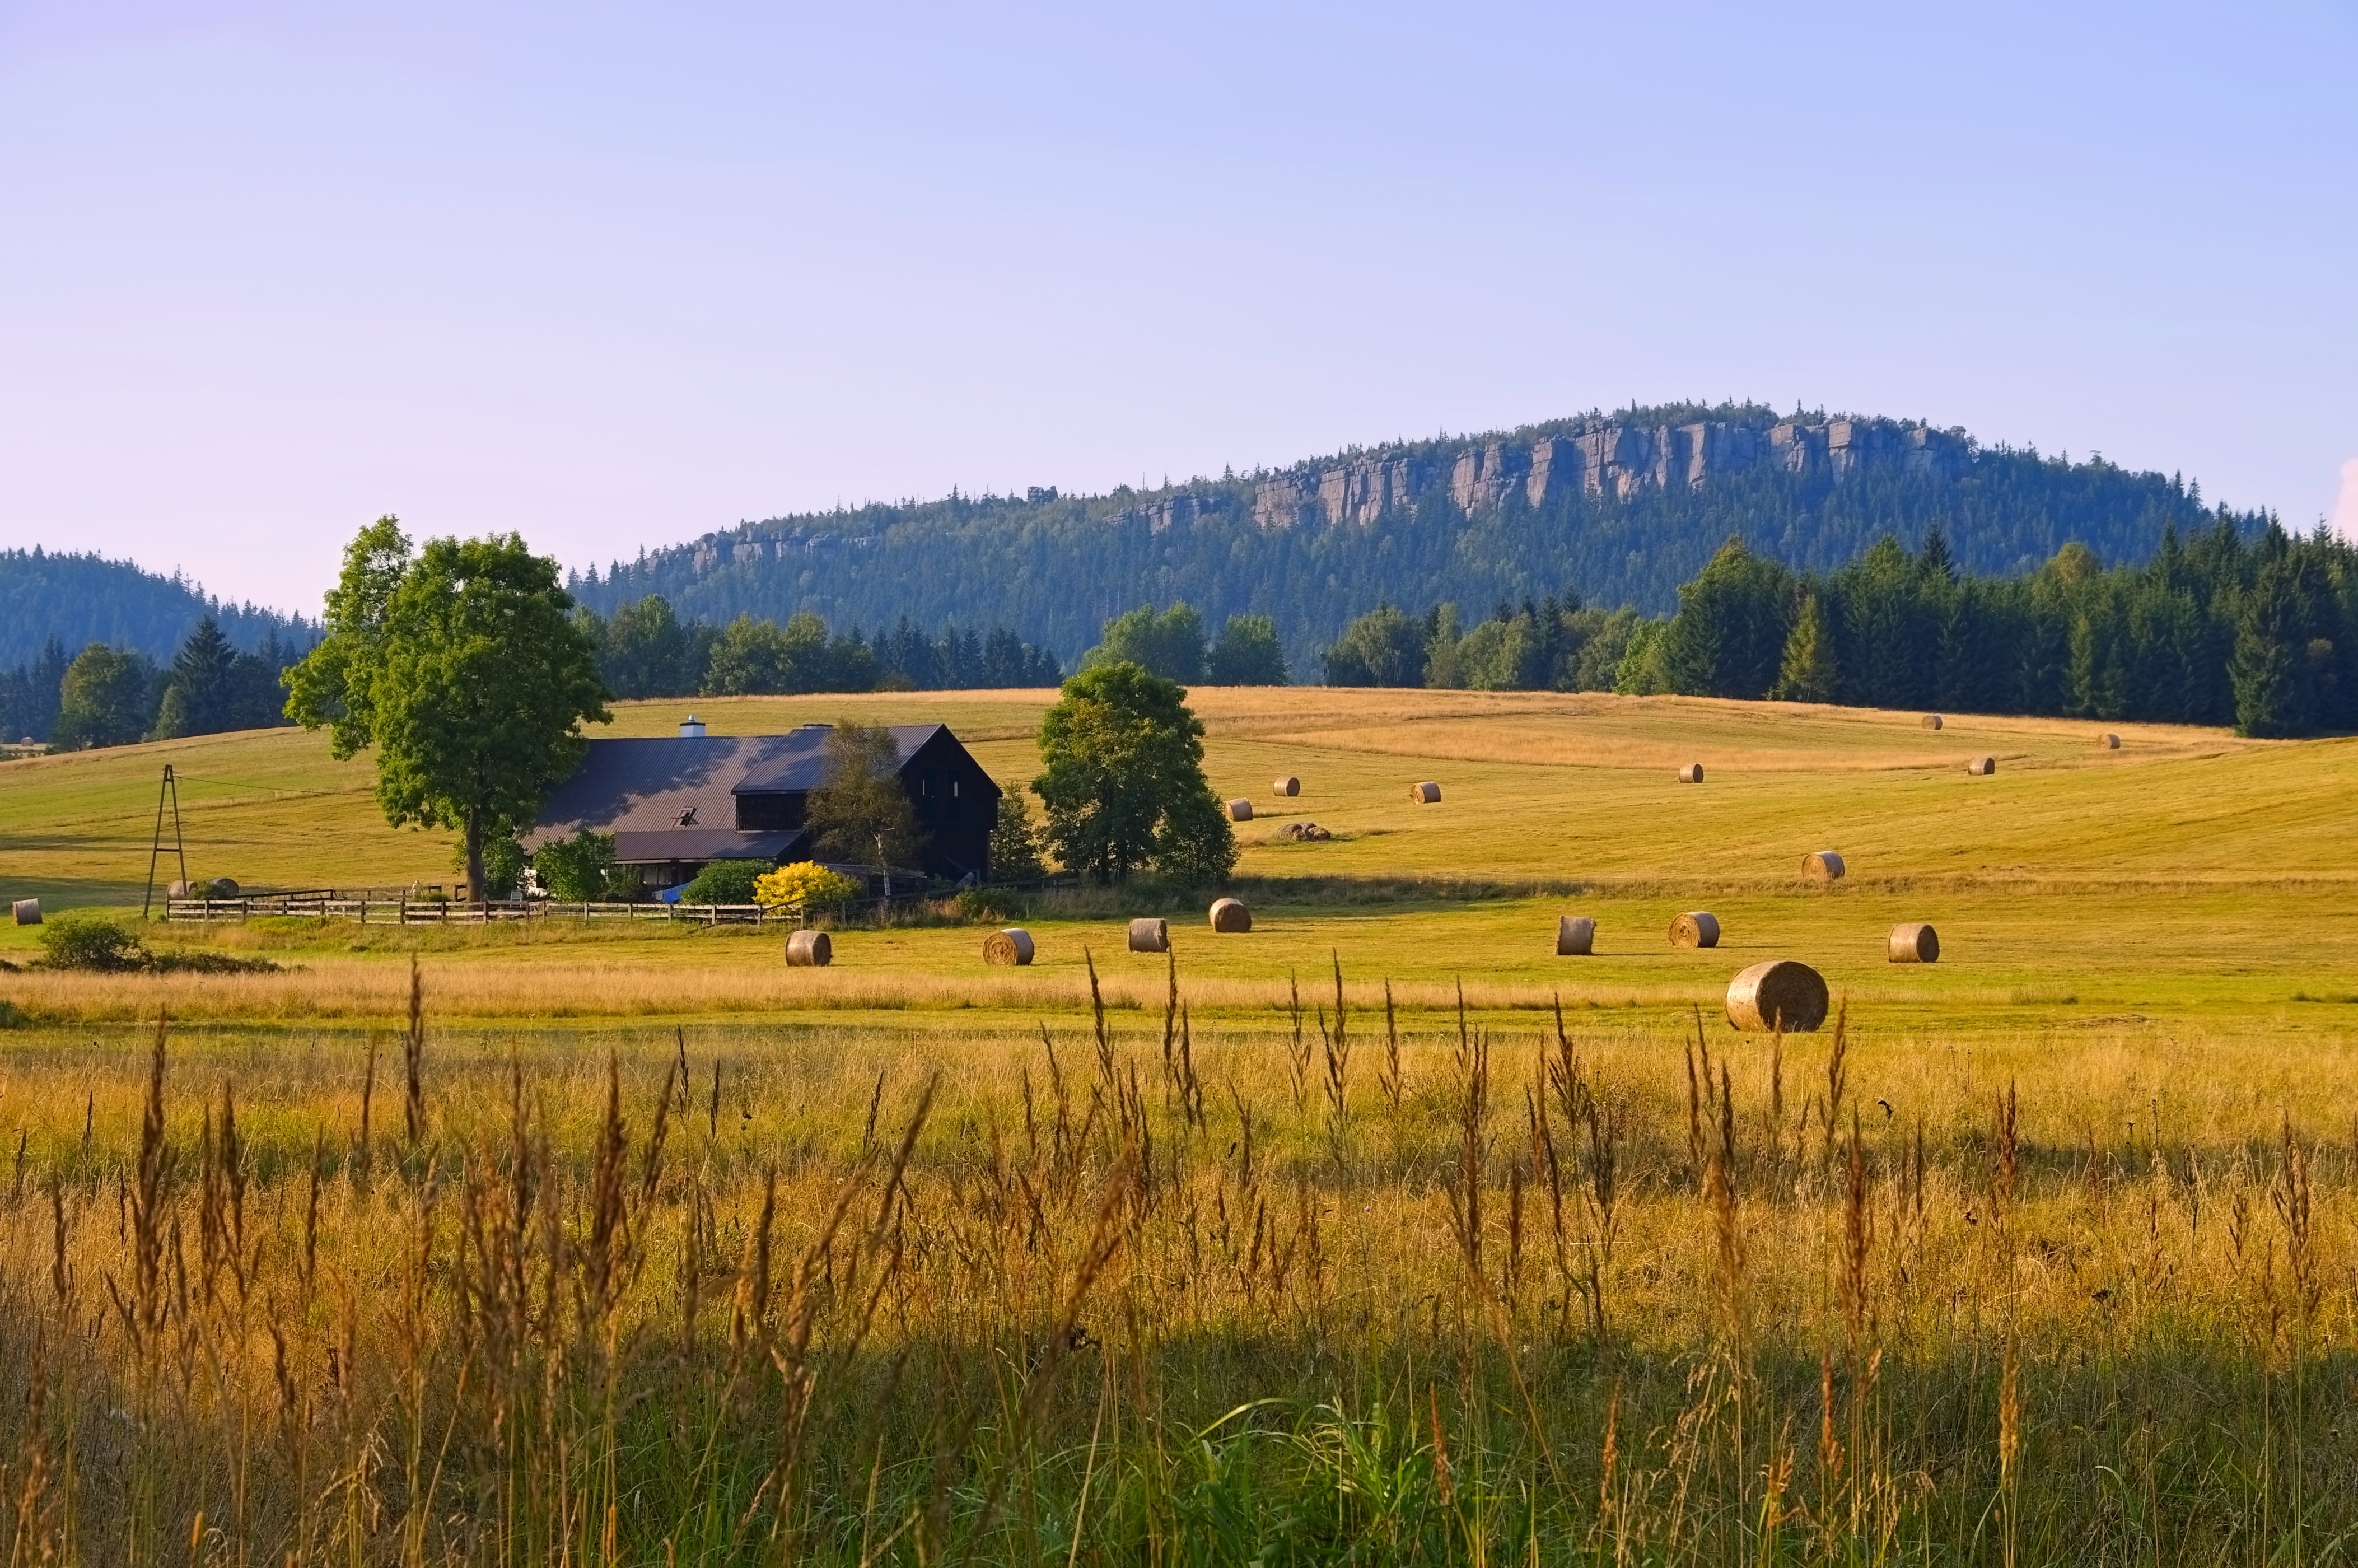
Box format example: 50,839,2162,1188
163,897,807,927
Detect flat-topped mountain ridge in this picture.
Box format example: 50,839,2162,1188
575,402,2262,671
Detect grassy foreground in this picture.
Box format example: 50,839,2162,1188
0,689,2355,1564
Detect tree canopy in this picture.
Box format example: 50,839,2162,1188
1207,614,1289,685
804,723,924,896
285,518,610,899
1085,604,1208,682
50,645,155,750
1032,662,1235,885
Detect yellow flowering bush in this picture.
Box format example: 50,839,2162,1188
753,861,863,910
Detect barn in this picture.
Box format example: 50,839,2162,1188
526,716,1002,889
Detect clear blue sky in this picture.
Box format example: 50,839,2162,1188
2,1,2353,613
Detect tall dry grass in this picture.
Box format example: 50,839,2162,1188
0,958,2351,1562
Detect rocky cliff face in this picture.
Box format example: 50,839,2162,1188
1250,416,1968,529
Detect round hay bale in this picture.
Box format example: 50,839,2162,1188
1272,775,1300,797
1409,781,1441,804
1209,897,1252,934
1555,915,1595,956
166,879,197,900
1725,960,1830,1033
1921,713,1943,730
1226,798,1254,822
10,898,40,927
785,930,832,967
982,927,1034,966
208,877,240,898
1803,850,1846,884
2098,732,2120,750
1888,922,1939,963
1965,755,1996,776
1678,762,1704,783
1127,917,1169,954
1670,911,1720,949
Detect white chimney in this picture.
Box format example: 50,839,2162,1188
679,715,706,738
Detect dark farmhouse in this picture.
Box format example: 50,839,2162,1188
526,717,1002,889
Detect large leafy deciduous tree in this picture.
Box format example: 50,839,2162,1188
1085,603,1208,683
1320,603,1427,688
1032,661,1235,885
52,644,154,750
285,517,610,900
804,722,924,898
1206,613,1289,685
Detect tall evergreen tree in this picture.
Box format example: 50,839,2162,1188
1770,592,1838,702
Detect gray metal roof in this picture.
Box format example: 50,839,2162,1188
732,724,944,794
527,724,961,862
613,827,807,865
525,734,788,851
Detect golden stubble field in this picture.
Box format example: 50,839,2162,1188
1,688,2356,1564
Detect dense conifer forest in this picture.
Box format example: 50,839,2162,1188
1318,519,2358,738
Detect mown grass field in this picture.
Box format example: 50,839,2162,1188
0,689,2354,1564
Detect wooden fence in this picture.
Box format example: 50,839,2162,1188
164,895,806,927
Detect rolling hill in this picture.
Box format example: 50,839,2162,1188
0,548,317,669
569,402,2266,671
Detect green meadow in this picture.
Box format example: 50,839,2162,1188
0,688,2354,1564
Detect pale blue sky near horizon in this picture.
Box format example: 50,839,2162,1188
2,1,2353,615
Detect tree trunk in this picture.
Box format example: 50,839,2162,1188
466,808,486,906
875,832,891,902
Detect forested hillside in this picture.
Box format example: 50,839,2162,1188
0,549,316,668
570,403,2263,671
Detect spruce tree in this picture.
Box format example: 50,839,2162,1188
1770,593,1837,702
2229,559,2302,738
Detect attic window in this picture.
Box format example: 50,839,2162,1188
674,807,699,827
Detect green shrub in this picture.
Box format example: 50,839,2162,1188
39,914,150,972
678,859,769,905
34,914,277,975
955,886,1034,923
147,950,277,975
534,830,621,903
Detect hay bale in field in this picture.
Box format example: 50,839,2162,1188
785,930,832,967
1678,763,1704,783
982,928,1034,966
1127,917,1169,953
1888,922,1939,963
1556,915,1596,956
1670,911,1720,948
1210,898,1252,934
166,880,197,900
1226,798,1254,822
1922,714,1943,730
1725,959,1830,1032
208,877,240,898
11,898,39,927
1274,822,1332,842
1273,776,1300,797
1409,781,1441,804
2098,732,2120,750
1803,850,1846,884
1965,755,1996,776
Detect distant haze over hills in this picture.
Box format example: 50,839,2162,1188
0,549,318,669
572,403,2265,671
